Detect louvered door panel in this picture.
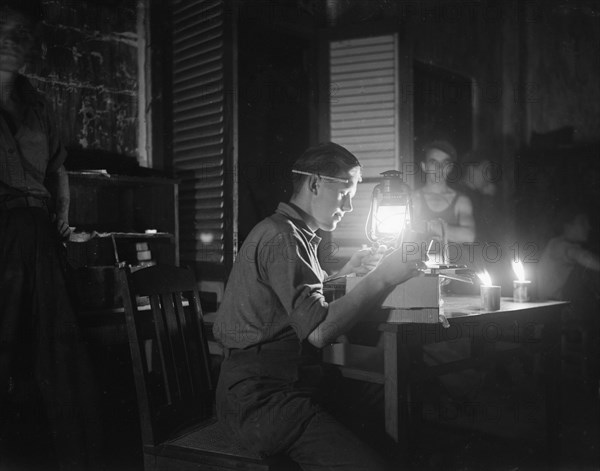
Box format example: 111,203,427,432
329,34,399,249
172,0,234,269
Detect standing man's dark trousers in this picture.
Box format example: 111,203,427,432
1,207,103,470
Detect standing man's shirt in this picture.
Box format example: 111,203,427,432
0,74,67,199
213,202,329,349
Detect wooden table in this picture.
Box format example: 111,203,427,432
382,296,567,459
324,295,569,462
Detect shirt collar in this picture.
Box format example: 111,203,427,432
275,202,322,246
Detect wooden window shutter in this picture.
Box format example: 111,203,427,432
327,33,412,253
172,0,237,277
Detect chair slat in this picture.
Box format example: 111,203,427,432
149,293,174,405
174,292,203,397
162,291,194,401
191,290,214,391
120,265,291,469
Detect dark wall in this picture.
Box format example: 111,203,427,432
405,1,504,163
237,7,313,242
23,0,139,157
413,61,473,162
526,2,600,142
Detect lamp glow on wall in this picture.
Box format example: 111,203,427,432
366,170,413,247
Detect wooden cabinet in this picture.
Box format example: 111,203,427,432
66,171,179,311
67,172,179,264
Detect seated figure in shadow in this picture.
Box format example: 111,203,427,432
537,206,600,387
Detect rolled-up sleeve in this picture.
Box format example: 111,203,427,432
260,232,328,341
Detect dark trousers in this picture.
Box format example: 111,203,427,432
0,208,103,470
216,341,390,471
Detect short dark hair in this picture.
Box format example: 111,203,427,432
291,142,361,194
422,140,458,162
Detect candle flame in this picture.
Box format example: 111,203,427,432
477,270,492,286
512,260,526,282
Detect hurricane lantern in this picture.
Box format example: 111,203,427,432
366,170,413,245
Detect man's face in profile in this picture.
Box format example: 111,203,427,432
0,7,34,74
311,166,361,232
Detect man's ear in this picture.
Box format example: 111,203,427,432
308,175,320,194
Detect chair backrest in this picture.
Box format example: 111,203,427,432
119,265,214,447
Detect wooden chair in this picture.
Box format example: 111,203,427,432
119,265,298,471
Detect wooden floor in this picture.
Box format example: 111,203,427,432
104,367,599,471
411,377,600,470
2,362,598,471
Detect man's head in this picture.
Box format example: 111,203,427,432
420,140,457,184
0,2,41,73
290,142,362,231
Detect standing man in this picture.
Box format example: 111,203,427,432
213,142,426,470
413,140,475,255
1,2,102,469
412,140,482,399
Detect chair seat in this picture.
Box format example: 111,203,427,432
150,418,299,470
167,418,263,461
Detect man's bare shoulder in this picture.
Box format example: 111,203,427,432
455,192,474,212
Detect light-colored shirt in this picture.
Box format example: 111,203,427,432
213,202,328,349
0,75,67,199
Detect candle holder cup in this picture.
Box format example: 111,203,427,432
513,280,531,303
480,285,501,311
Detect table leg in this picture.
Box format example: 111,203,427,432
383,331,401,442
383,330,420,458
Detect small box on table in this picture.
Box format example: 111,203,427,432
345,274,441,309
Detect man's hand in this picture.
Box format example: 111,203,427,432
345,247,373,275
52,214,72,241
371,246,427,287
336,245,391,277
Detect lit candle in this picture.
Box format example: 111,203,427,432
478,270,501,311
512,260,531,303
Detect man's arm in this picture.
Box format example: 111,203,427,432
327,245,390,280
46,165,71,239
308,248,425,348
568,245,600,271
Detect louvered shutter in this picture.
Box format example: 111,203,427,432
329,34,400,250
172,0,237,274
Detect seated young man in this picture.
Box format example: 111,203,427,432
538,207,600,387
538,208,600,302
212,142,426,470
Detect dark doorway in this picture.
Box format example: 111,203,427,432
413,61,473,170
